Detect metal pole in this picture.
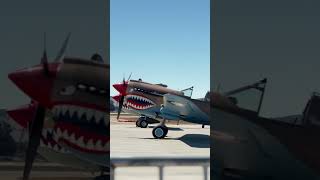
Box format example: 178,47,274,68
203,166,208,180
111,167,115,180
159,166,164,180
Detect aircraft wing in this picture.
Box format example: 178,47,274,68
160,94,209,125
213,106,316,179
213,107,273,178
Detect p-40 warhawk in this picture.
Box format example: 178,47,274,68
6,33,109,180
112,79,194,128
112,79,209,138
212,78,320,179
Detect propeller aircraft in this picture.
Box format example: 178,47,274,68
112,77,269,141
112,79,193,128
112,78,209,138
212,78,320,179
6,33,109,180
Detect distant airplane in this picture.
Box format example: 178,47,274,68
7,33,109,180
212,78,320,179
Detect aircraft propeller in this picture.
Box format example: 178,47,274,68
22,33,71,180
116,73,132,119
22,104,45,180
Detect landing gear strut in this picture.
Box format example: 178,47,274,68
136,116,149,128
152,119,168,139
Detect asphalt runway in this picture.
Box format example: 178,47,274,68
0,114,210,180
111,115,210,157
111,114,210,180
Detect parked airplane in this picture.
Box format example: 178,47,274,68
112,79,193,128
113,78,264,139
7,33,109,180
212,78,320,179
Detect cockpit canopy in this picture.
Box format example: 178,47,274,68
181,86,193,98
223,78,267,115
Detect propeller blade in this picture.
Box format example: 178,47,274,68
127,72,132,82
41,33,49,76
117,75,130,120
22,105,46,180
54,33,71,62
117,95,125,119
122,76,126,85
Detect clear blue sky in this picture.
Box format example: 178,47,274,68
110,0,210,98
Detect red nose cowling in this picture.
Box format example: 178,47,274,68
112,94,121,103
7,103,38,128
112,82,128,95
8,63,59,107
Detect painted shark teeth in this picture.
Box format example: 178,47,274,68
40,128,68,153
124,95,155,110
52,105,108,127
54,128,109,152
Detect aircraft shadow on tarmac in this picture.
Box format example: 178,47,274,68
137,134,209,148
178,134,209,148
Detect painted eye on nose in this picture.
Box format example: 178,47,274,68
59,85,76,95
99,90,106,94
89,86,96,91
77,84,87,90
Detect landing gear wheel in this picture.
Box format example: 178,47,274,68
140,120,148,128
136,119,141,127
152,125,168,139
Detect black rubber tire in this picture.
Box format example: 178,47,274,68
140,120,148,128
152,125,168,139
136,119,141,127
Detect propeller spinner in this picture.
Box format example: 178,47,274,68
113,74,132,119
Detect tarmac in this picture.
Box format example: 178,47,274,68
0,114,210,180
111,114,210,180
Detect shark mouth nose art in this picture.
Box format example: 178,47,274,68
125,94,155,110
51,103,109,154
52,104,108,128
53,124,109,154
40,128,67,153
